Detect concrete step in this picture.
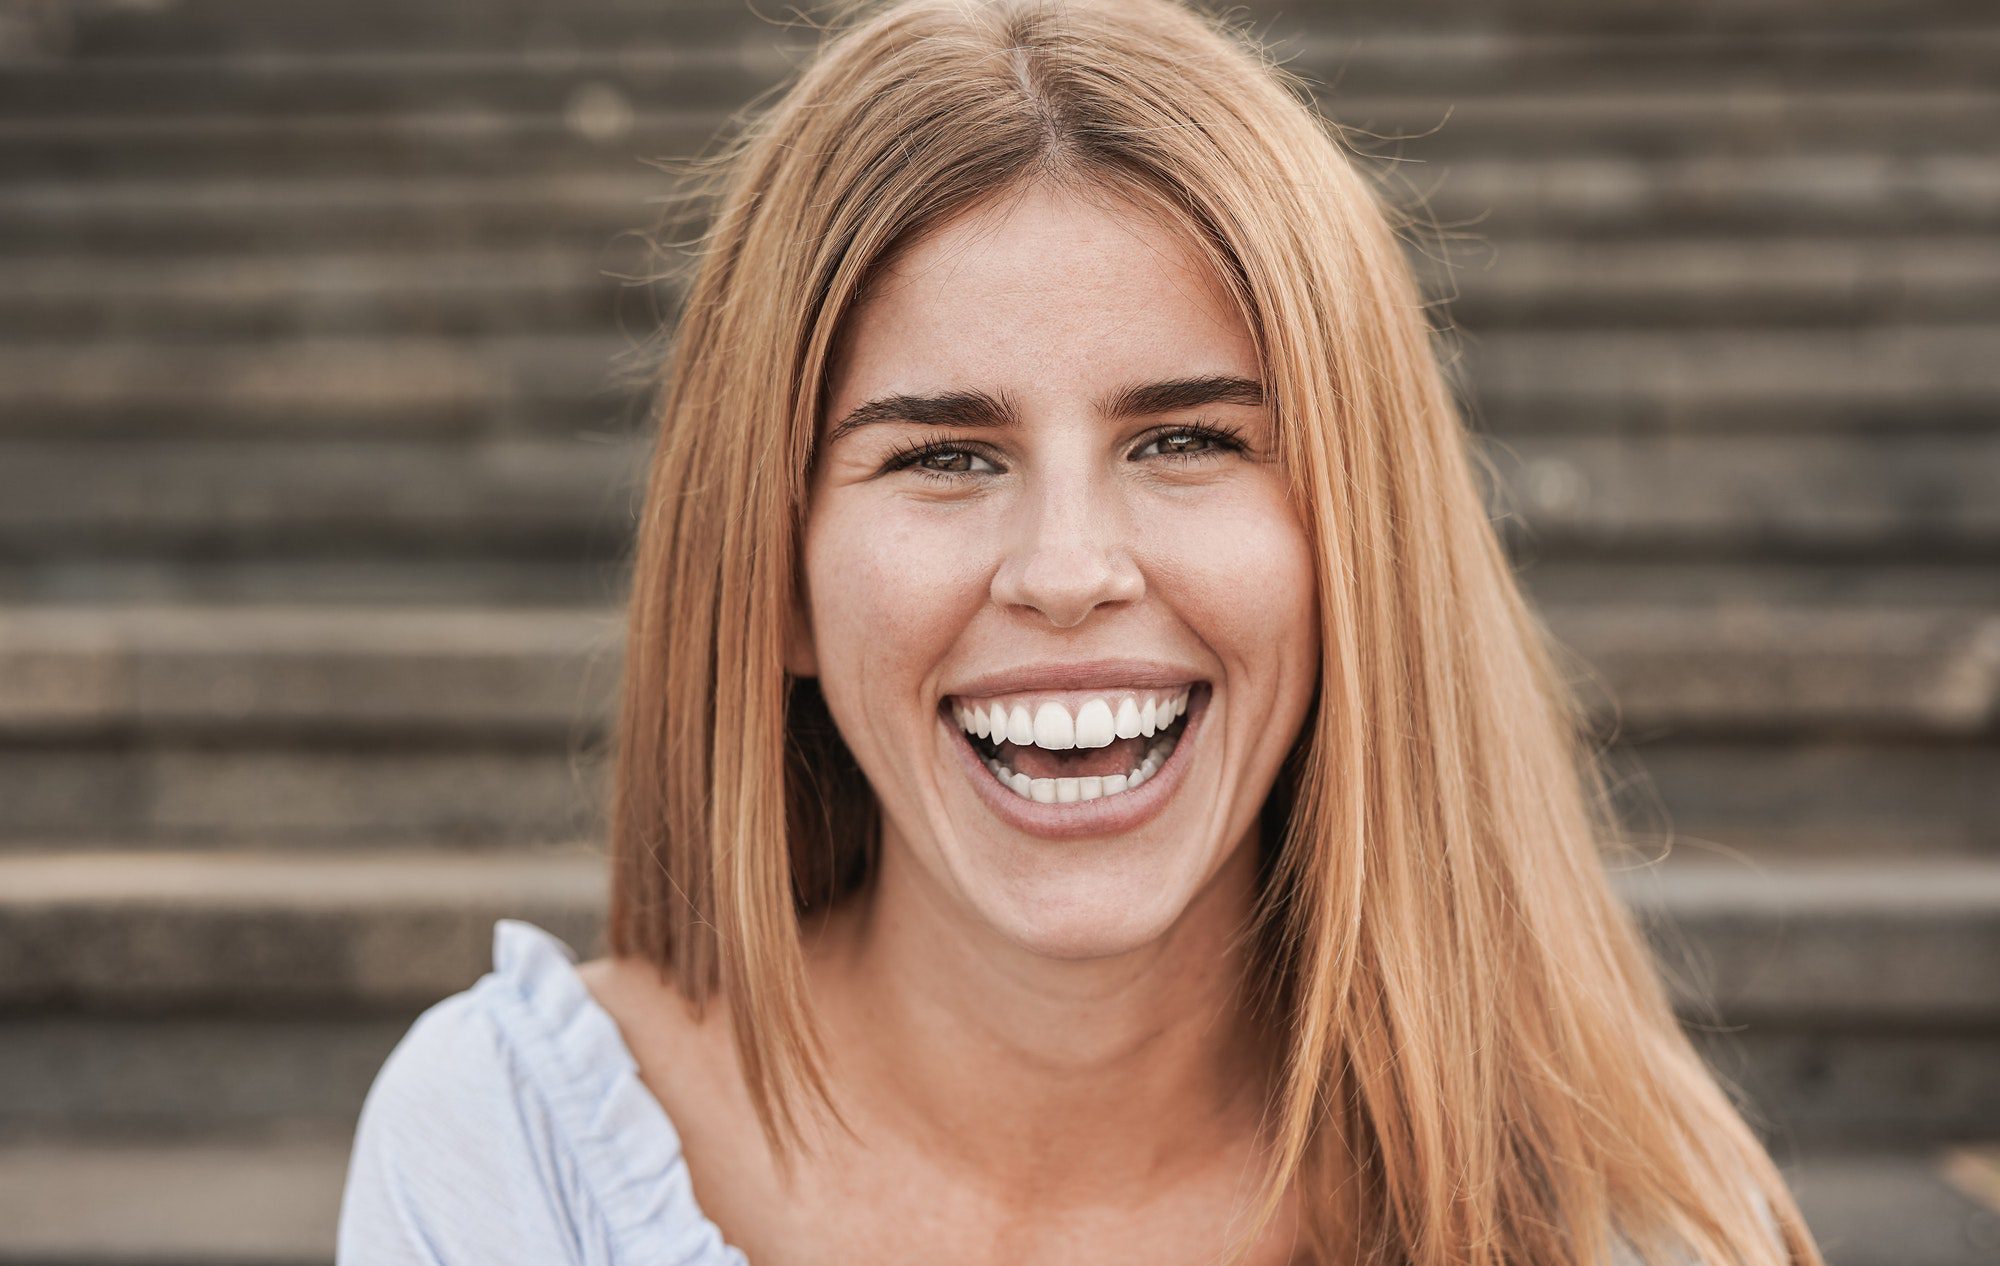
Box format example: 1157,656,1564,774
2,1006,1992,1152
0,601,1990,853
0,602,1988,740
0,849,608,1011
20,723,1985,856
1484,432,2000,559
0,105,724,180
1433,236,2000,328
8,29,2000,118
0,332,641,439
2,87,1992,179
0,245,654,341
0,45,783,117
1518,559,2000,611
2,553,1994,615
9,719,1984,858
0,436,640,556
0,556,621,606
4,235,1997,341
0,825,1977,985
0,605,621,738
2,325,1996,439
23,0,1998,59
0,851,1993,1148
0,1135,1993,1266
0,171,664,256
1,156,1991,262
1458,324,2000,433
2,1004,1992,1151
0,1132,347,1266
0,430,1989,561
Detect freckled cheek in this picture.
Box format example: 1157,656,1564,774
1143,493,1319,685
804,500,993,709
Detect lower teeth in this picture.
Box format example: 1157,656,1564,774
984,732,1178,804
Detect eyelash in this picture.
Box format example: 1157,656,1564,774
880,420,1249,483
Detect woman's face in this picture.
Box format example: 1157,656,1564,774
797,181,1319,960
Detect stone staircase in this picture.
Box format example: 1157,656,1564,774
1,1,1996,1262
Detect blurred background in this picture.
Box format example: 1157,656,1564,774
0,0,1995,1262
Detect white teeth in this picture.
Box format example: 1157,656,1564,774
1074,699,1116,749
954,686,1197,803
1032,701,1075,750
1114,697,1142,739
979,727,1180,803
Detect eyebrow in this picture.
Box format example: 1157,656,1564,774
825,373,1265,445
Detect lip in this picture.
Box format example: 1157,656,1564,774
945,658,1206,700
941,682,1209,840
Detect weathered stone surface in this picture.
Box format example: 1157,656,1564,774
0,606,622,736
1538,603,2000,734
0,1133,350,1265
0,744,605,844
0,1016,413,1134
1613,860,2000,1024
1,851,1991,1023
0,849,608,1010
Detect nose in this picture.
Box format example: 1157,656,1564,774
988,469,1144,629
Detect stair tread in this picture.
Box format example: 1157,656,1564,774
1,599,1986,734
0,849,1992,1019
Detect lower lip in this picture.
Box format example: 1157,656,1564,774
941,687,1208,841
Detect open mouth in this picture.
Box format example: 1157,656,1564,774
942,684,1203,805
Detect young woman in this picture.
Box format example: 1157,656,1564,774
338,0,1824,1262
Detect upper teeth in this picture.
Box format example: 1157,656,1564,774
950,686,1191,749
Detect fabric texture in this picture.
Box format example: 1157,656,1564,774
336,918,749,1266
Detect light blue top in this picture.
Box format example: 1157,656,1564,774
336,918,749,1266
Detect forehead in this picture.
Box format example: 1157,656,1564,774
826,183,1256,406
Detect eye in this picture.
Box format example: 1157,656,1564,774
1132,421,1248,462
880,439,1001,482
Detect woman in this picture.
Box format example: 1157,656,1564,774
338,0,1824,1262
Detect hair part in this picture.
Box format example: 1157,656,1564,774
606,1,1824,1262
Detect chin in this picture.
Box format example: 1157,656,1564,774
964,857,1202,961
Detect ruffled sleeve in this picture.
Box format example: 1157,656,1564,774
336,918,748,1266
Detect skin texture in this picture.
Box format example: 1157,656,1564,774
581,181,1322,1263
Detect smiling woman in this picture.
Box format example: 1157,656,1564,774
336,1,1823,1264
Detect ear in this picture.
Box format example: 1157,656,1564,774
782,578,818,679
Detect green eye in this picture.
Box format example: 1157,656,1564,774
1134,422,1247,461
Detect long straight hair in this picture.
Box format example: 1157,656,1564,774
605,1,1825,1261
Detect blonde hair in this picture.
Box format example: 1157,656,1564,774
605,1,1825,1262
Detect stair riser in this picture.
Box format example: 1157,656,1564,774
5,160,1993,258
7,240,2000,341
0,1012,1989,1150
1,740,1992,860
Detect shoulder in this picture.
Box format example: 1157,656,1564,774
336,919,747,1266
337,961,586,1264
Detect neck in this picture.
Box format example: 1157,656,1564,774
805,823,1279,1208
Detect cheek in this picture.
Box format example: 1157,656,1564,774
804,498,989,695
1146,484,1318,665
